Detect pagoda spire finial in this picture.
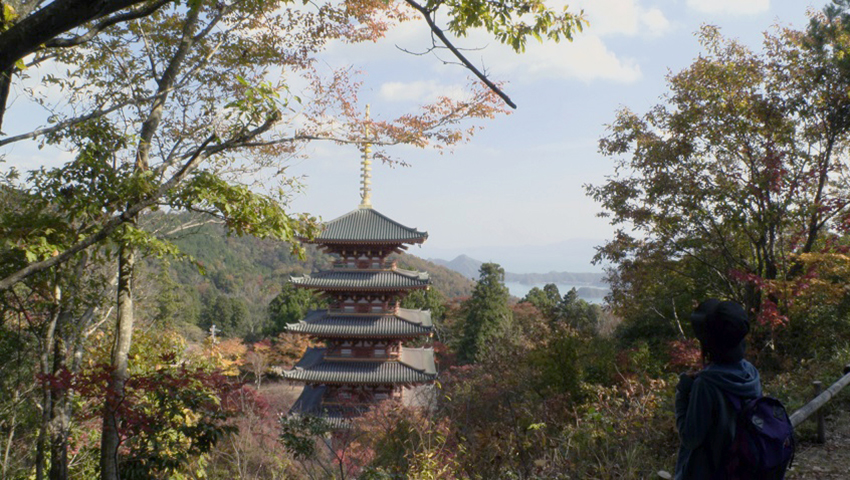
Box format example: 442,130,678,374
359,105,373,208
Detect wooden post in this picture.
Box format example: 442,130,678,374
790,368,850,428
814,381,825,444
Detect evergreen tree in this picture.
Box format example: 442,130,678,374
458,263,512,363
200,294,250,338
521,283,561,320
267,283,325,336
556,288,600,335
401,288,447,322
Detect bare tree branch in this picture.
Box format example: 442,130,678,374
404,0,516,109
0,93,163,148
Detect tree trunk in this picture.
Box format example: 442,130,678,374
100,242,135,480
49,384,70,480
36,294,61,480
49,312,71,480
0,0,148,73
0,67,12,134
2,389,20,480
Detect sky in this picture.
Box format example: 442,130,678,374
281,0,817,272
0,0,820,274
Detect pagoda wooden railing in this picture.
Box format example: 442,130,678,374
789,363,850,443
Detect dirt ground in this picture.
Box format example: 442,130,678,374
787,406,850,479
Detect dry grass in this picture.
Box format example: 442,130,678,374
259,380,302,413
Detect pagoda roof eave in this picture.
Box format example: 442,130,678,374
287,332,430,340
303,207,429,244
289,268,430,291
297,237,427,246
285,309,433,339
293,284,429,292
283,347,437,385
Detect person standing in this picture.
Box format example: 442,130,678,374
674,299,762,480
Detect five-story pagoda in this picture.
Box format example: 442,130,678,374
283,140,437,427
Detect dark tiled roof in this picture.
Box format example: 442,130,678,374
286,308,432,338
288,387,358,430
290,269,429,291
290,385,326,415
305,207,428,244
284,347,437,385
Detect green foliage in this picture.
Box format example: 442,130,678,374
171,171,320,249
777,298,850,362
0,119,132,267
522,284,603,334
436,0,586,52
587,19,850,351
199,293,251,339
0,319,39,477
278,415,331,459
266,283,326,335
457,262,512,363
63,330,242,480
521,283,561,320
556,287,601,334
401,287,447,322
526,325,583,399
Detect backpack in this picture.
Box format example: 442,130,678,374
720,393,796,480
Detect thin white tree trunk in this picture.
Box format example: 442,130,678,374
100,243,135,480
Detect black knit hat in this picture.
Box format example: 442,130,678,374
690,299,749,363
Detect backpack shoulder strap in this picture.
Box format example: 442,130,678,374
721,389,747,412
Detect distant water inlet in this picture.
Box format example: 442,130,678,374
504,282,609,304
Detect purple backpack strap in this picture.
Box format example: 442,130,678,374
724,390,744,411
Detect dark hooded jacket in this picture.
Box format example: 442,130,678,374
674,359,762,480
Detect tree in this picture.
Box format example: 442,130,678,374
200,294,250,339
556,287,600,334
401,287,446,322
457,262,512,363
0,0,585,133
267,283,325,336
521,283,561,320
587,21,850,340
0,0,175,133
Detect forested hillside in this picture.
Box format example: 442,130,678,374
148,215,474,341
430,254,607,287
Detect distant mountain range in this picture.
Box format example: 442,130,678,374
419,238,604,274
428,254,608,289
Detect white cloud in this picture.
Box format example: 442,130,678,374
574,0,672,37
489,35,642,84
378,80,467,103
686,0,769,15
322,1,649,88
641,8,671,36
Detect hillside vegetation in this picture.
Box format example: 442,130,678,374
147,215,474,341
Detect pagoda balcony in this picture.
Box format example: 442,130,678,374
332,259,397,270
323,391,401,405
324,348,398,361
328,304,398,315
